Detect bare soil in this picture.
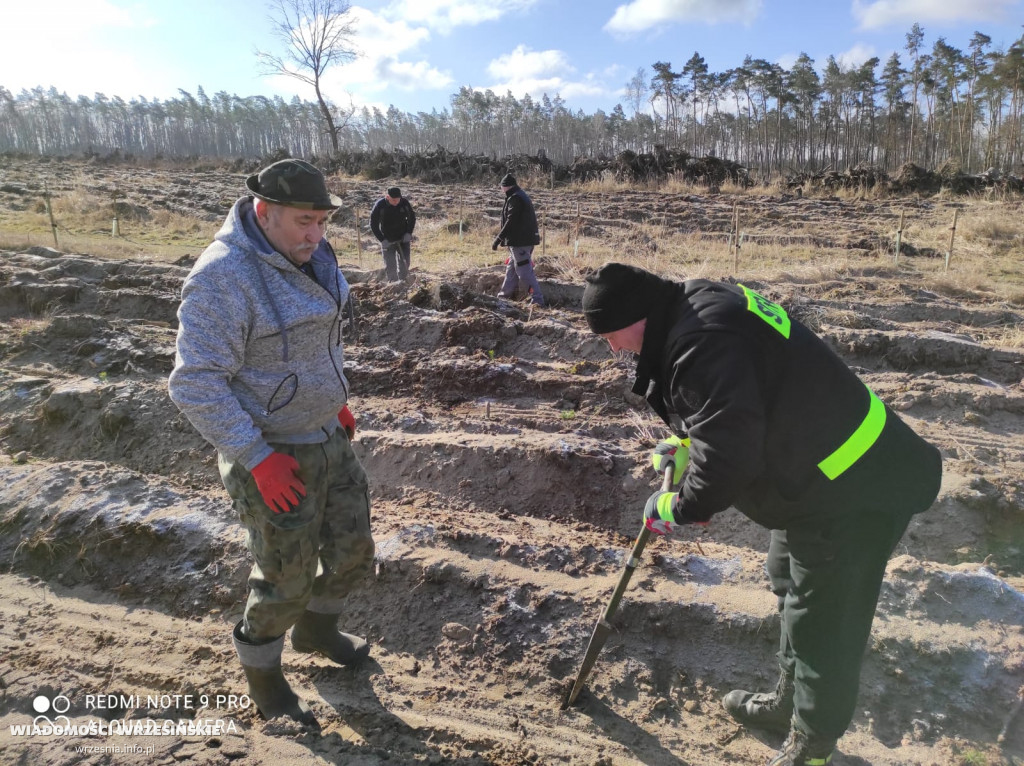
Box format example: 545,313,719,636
1,159,1023,766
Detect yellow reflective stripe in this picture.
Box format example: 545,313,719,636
739,284,791,339
817,386,886,480
656,492,676,521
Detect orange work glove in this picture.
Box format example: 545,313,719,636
251,452,306,513
338,405,356,440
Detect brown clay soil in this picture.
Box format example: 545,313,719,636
1,159,1023,766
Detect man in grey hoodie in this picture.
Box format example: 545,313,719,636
168,158,374,730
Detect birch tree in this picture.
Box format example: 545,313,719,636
256,0,358,153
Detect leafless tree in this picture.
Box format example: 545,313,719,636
256,0,358,153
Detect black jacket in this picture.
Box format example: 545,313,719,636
496,186,540,247
634,277,941,530
370,197,416,242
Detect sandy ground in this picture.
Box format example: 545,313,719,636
1,160,1023,765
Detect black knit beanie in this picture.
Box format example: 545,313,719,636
582,262,659,334
500,173,516,187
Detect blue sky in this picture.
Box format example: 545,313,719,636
3,0,1021,115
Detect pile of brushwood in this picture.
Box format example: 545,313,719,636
785,161,1024,195
317,146,748,188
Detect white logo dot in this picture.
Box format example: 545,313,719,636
32,696,50,713
52,695,71,713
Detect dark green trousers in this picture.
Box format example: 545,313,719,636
768,506,913,739
219,427,374,641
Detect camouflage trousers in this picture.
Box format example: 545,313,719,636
219,427,375,642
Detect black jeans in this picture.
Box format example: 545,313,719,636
767,505,913,739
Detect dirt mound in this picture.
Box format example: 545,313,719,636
1,181,1023,765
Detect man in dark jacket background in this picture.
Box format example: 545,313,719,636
370,186,416,282
581,262,942,766
492,173,545,306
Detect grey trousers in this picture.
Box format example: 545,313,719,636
498,246,544,306
381,240,411,281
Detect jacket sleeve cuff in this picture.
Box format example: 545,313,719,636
673,503,714,525
240,442,274,473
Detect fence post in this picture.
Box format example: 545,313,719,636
894,209,904,266
458,188,463,240
944,208,959,272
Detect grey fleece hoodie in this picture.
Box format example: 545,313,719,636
169,196,350,471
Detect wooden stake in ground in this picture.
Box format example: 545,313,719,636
573,201,582,258
732,203,740,272
43,185,58,249
894,210,905,265
945,208,959,272
541,213,546,257
458,189,463,240
355,218,364,268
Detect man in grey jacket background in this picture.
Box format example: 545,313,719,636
168,158,375,730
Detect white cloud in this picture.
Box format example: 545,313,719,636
1,0,161,97
277,6,452,108
384,0,540,32
376,59,455,91
776,53,800,71
346,7,432,59
836,43,879,69
852,0,1019,30
487,46,573,80
482,46,609,103
604,0,762,35
6,0,148,34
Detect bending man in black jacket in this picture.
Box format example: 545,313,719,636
492,173,545,306
370,186,416,282
581,263,942,766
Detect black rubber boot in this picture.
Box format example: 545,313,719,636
291,610,370,666
767,719,835,766
722,665,795,733
232,621,319,730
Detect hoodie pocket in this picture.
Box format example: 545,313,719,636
263,373,298,416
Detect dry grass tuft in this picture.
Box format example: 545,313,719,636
1,174,1021,301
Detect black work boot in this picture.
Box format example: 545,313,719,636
767,720,836,766
291,610,370,666
722,666,795,733
232,621,320,730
